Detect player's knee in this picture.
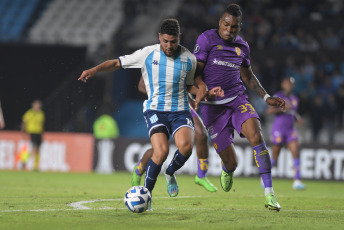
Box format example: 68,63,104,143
152,147,169,165
152,152,168,165
247,130,264,146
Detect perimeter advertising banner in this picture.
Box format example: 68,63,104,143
93,138,344,181
0,131,94,172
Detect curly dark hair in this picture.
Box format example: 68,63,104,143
160,19,180,36
222,3,242,19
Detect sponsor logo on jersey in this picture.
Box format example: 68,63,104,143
217,45,223,50
152,60,159,65
212,58,240,69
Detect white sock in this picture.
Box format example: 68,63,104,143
265,187,274,196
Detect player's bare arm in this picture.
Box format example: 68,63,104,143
78,59,121,83
194,61,208,109
138,76,147,95
240,66,286,111
0,103,5,129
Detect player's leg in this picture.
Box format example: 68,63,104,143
143,110,171,199
287,140,306,190
164,126,194,197
199,103,236,192
164,111,195,197
271,144,282,167
241,117,280,211
218,144,237,192
31,134,42,171
144,132,169,194
192,112,217,192
132,148,153,186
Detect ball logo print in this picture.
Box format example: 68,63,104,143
124,186,151,213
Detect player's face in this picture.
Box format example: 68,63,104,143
32,101,42,111
218,13,241,42
159,33,180,57
282,78,295,93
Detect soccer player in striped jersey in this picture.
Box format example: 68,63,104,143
193,4,286,211
78,19,220,209
131,76,218,192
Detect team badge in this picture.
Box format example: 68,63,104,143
150,114,158,123
235,47,241,56
216,45,223,50
194,44,200,53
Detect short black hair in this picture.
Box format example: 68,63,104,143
222,3,242,19
160,19,180,36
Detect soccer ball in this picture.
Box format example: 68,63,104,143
124,186,151,213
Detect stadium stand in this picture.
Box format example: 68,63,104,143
0,0,41,42
29,0,123,54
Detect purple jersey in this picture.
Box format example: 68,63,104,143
193,29,250,101
272,91,299,130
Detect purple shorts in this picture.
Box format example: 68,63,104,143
200,94,260,153
271,126,298,145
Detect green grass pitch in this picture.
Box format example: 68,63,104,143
1,171,343,230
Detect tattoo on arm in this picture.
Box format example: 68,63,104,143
240,66,267,98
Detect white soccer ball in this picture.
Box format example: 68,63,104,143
124,186,151,213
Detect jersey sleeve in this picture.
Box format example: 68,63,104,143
118,46,152,69
193,33,210,62
241,42,251,67
22,110,29,122
186,55,197,86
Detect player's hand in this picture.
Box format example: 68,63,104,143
78,68,97,83
195,84,208,110
208,87,224,99
266,97,286,112
0,121,5,129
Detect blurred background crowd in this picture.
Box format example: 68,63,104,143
0,0,343,144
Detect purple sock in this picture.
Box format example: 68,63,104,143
197,158,208,178
294,158,300,180
135,160,146,176
253,142,272,188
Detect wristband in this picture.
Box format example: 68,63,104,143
263,94,270,102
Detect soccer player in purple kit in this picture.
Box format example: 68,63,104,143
193,4,286,211
267,77,306,190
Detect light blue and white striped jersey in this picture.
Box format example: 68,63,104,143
119,44,196,112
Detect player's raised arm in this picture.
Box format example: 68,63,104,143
78,59,121,83
240,66,286,111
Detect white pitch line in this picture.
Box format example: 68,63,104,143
67,195,204,210
1,195,343,213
